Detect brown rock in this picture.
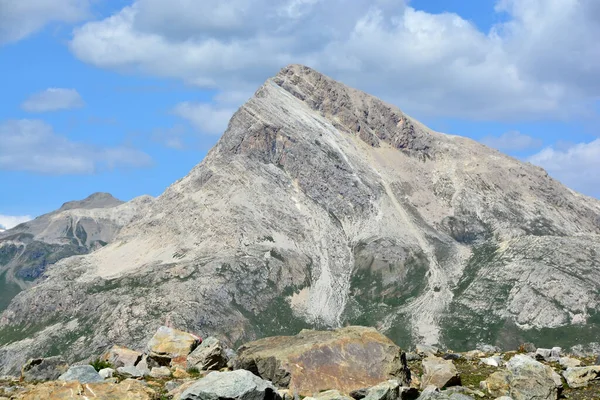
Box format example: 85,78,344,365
420,356,461,389
235,326,408,396
101,345,142,368
147,326,201,365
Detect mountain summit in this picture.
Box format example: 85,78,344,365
1,65,599,373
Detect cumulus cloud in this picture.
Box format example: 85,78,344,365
0,215,32,230
0,0,90,44
22,88,84,112
480,131,543,152
528,139,600,198
172,102,236,135
69,0,600,121
0,119,152,174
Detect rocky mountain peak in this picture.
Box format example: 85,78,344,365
58,192,123,212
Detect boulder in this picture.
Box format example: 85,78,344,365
406,353,422,362
150,366,172,379
442,354,461,361
535,348,561,362
20,356,69,382
416,386,474,400
147,326,201,365
16,378,156,399
58,365,104,384
350,380,419,400
562,366,600,388
226,349,238,369
99,367,115,379
179,370,280,400
558,357,581,369
479,357,502,367
187,336,228,371
476,344,501,354
117,365,147,378
483,355,562,399
235,326,409,396
420,356,461,389
101,345,142,368
306,390,354,400
519,343,536,353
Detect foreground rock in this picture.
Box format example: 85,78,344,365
187,336,228,371
562,365,600,388
58,365,104,384
15,378,156,399
420,357,460,389
235,326,408,396
416,386,473,400
101,345,142,368
20,356,68,382
350,380,419,400
483,355,561,399
147,326,201,366
179,370,280,400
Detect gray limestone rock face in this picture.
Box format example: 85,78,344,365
1,65,600,374
179,370,281,400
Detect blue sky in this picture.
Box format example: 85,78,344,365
1,0,599,228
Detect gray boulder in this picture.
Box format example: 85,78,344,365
562,366,600,388
58,365,104,384
187,336,228,371
535,347,561,362
21,356,69,382
558,357,581,369
416,386,474,400
179,370,281,400
483,355,562,399
98,367,115,379
421,356,461,389
416,345,439,357
476,344,500,354
117,365,147,378
349,380,418,400
479,356,502,367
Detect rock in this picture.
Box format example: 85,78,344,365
520,343,536,353
99,367,115,379
58,365,104,384
173,367,191,379
354,380,419,400
166,380,185,392
150,366,172,378
476,345,501,354
226,348,238,368
558,357,581,369
187,336,228,371
136,354,151,376
16,379,156,399
494,397,513,400
479,357,502,367
420,356,461,389
20,356,69,382
117,365,146,378
484,355,562,399
235,326,408,396
147,326,201,365
406,353,422,362
442,353,461,361
101,345,142,368
535,347,561,362
416,386,474,400
562,365,600,388
278,389,294,400
307,390,354,400
417,345,439,357
463,351,485,361
179,370,280,400
596,354,600,365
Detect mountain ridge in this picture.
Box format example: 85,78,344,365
0,65,598,374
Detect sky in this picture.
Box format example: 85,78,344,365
1,0,600,228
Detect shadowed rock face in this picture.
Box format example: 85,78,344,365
0,65,599,374
235,326,407,396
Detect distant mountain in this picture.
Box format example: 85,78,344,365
0,193,153,313
0,65,599,374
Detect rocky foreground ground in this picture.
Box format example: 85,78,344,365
0,326,599,399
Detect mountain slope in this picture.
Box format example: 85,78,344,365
0,193,153,312
0,65,599,373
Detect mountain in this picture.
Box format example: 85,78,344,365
1,65,599,374
0,193,153,314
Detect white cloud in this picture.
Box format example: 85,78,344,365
151,125,189,149
528,139,600,198
0,215,32,230
172,102,236,135
22,88,84,112
69,0,600,121
480,131,543,152
0,119,152,174
0,0,90,44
